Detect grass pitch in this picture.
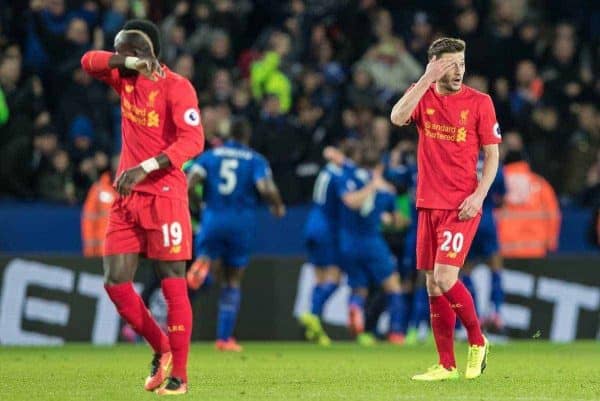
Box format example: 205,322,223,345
2,341,599,401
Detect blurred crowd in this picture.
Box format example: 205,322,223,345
0,0,598,207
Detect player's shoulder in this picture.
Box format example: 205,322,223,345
164,68,196,91
461,84,493,102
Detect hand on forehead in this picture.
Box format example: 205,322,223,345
439,52,464,64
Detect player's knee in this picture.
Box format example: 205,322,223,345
433,271,456,292
103,269,129,285
425,273,442,296
156,261,186,279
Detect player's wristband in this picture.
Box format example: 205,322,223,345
140,157,160,173
124,56,139,70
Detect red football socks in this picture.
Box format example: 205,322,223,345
161,278,192,382
443,280,485,346
105,282,170,354
429,295,457,369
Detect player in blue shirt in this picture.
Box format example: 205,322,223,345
186,118,285,352
462,160,506,331
337,143,405,345
300,139,362,346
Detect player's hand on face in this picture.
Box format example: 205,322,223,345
134,57,162,79
458,192,484,220
115,166,148,196
424,55,454,83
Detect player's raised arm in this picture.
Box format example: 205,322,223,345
81,29,162,87
390,55,454,126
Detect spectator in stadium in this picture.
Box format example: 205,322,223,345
564,103,600,198
496,133,561,258
36,147,76,204
81,156,118,257
0,124,58,198
57,66,112,151
525,104,568,192
345,65,378,110
511,19,542,64
252,95,300,202
101,0,130,45
510,60,544,126
371,116,391,153
407,11,434,66
0,0,597,208
541,27,585,108
0,47,47,147
250,31,293,113
195,31,236,90
172,53,195,82
452,7,487,74
208,68,234,104
357,36,422,101
582,150,600,207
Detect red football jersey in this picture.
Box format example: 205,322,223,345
81,51,205,201
410,83,501,209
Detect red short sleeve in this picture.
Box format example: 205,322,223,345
477,95,502,145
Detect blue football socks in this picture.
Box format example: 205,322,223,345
217,286,241,341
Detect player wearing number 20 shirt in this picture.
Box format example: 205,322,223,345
391,37,500,382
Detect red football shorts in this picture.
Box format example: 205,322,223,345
104,191,192,261
416,208,481,270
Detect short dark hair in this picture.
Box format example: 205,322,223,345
427,37,465,60
231,117,252,142
123,19,162,57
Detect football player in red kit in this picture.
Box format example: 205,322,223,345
81,19,204,395
391,37,501,381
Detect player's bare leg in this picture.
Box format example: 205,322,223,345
215,265,245,352
103,254,172,391
155,261,191,395
381,273,406,345
301,265,339,346
435,264,489,379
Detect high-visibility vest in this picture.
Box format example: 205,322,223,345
81,172,116,257
496,161,561,258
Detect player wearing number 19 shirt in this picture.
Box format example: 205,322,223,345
81,20,204,395
391,38,501,381
186,118,285,352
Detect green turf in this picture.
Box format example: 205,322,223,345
1,341,599,401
